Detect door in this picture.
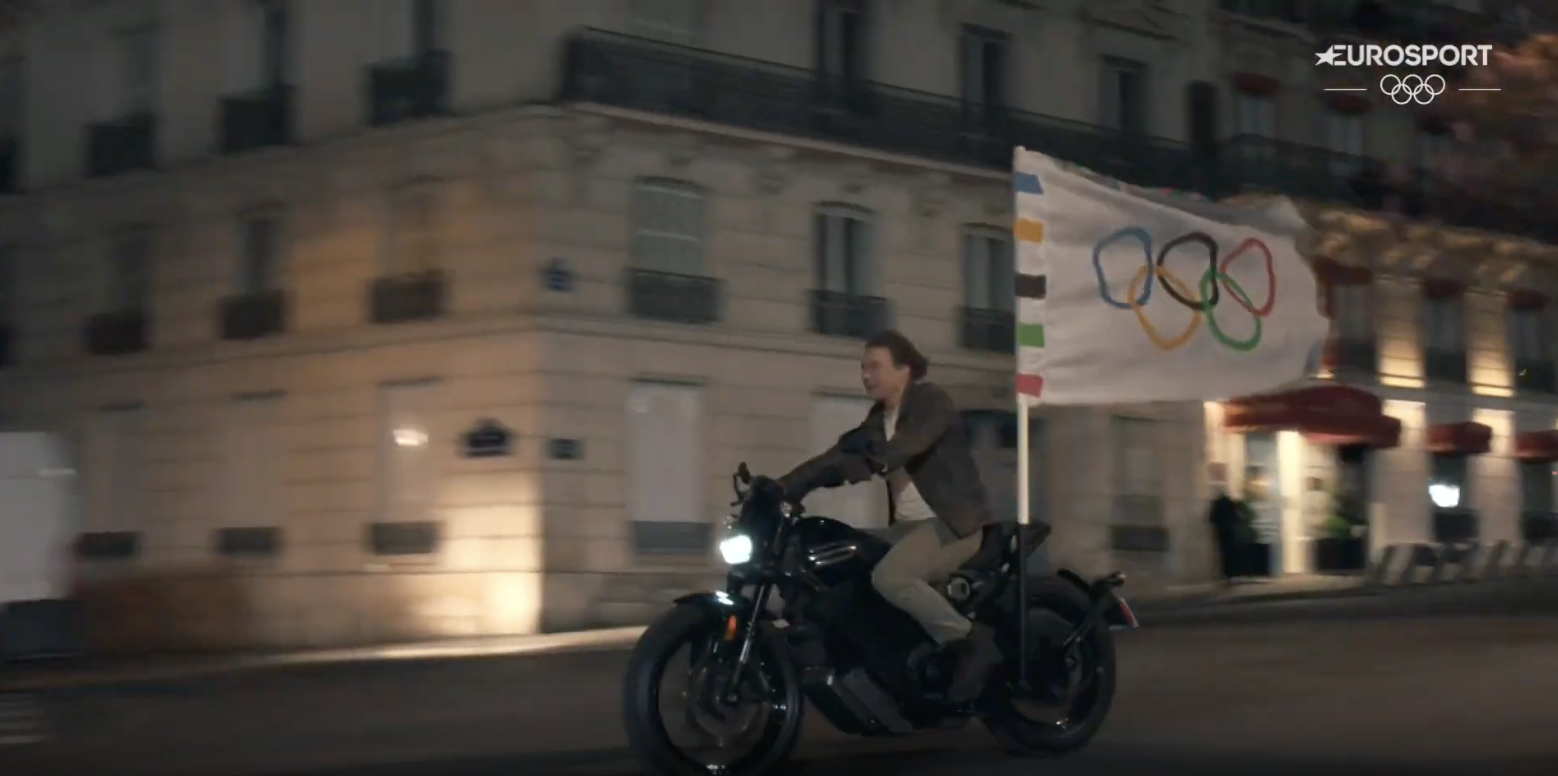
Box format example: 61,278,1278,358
1242,432,1283,575
627,382,708,554
807,395,883,529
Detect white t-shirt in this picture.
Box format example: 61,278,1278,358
884,406,936,522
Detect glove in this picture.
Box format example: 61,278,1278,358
839,454,875,485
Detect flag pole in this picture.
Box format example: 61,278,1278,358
1015,393,1031,691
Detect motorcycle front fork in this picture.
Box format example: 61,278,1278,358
718,581,775,703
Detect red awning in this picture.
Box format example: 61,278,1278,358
1426,421,1493,455
1514,430,1558,461
1222,385,1401,449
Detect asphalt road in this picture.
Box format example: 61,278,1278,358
4,582,1558,776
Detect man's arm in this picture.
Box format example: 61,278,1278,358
778,429,876,499
870,383,957,474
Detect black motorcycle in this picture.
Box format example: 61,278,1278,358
623,463,1139,775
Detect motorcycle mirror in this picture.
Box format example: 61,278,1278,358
736,462,752,484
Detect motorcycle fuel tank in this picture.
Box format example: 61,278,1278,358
790,516,890,587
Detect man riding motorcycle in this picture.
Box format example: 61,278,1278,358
778,330,1004,703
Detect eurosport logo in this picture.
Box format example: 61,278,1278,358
1092,229,1276,353
1315,44,1492,68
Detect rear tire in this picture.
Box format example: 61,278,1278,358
979,579,1117,755
622,603,805,776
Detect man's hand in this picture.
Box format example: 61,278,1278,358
839,454,875,485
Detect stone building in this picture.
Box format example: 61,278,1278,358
0,0,1551,650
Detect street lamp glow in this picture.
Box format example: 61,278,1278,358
1428,482,1461,509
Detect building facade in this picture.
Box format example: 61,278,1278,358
0,0,1552,651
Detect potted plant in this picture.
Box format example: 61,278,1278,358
1312,492,1369,573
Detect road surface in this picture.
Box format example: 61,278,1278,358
2,582,1557,775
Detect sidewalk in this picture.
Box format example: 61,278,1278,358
1,576,1373,692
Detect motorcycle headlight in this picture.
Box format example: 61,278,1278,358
719,533,754,565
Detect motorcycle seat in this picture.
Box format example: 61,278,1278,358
958,521,1051,573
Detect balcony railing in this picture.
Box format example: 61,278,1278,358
625,268,721,325
556,31,1556,244
810,290,891,339
1328,336,1377,376
1423,347,1467,385
959,307,1014,353
1514,358,1556,395
1521,510,1558,543
220,290,287,340
0,137,15,193
219,84,294,155
86,113,156,178
369,270,446,324
83,309,149,356
367,51,450,127
1220,0,1520,47
1432,507,1479,544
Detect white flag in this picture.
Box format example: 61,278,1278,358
1012,148,1329,406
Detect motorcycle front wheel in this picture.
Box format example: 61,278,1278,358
622,603,805,776
979,579,1118,755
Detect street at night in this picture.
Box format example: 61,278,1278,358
3,583,1556,776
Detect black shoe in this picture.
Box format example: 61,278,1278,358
946,624,1003,704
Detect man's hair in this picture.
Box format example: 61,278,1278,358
864,329,929,381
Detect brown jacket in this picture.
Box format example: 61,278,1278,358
780,381,992,539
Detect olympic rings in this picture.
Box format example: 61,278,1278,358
1092,229,1278,352
1378,73,1446,106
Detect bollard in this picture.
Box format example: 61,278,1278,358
1453,543,1484,583
1482,541,1510,581
1367,544,1402,587
1398,544,1439,585
1511,544,1537,578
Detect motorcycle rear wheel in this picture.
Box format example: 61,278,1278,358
622,603,805,776
979,579,1117,755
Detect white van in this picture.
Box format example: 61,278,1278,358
0,432,82,660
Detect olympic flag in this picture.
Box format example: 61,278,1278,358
1011,147,1329,406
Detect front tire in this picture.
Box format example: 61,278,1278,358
979,579,1117,755
622,603,805,776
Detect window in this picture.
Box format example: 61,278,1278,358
809,396,883,529
377,381,439,526
1422,297,1464,352
1509,307,1547,362
82,407,142,533
238,213,283,293
961,227,1013,311
381,0,440,58
1325,112,1365,175
1520,460,1554,515
224,394,283,528
1112,416,1161,524
629,0,703,44
631,180,704,275
1429,453,1469,509
816,0,866,80
627,382,707,554
109,228,151,311
814,206,874,295
1099,57,1147,134
0,57,19,140
0,246,12,325
960,27,1008,109
228,0,289,91
386,188,439,274
1331,283,1372,340
1234,93,1275,138
114,25,157,116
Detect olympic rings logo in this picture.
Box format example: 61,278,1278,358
1378,73,1446,106
1091,228,1278,352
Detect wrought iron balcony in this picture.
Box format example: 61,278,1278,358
1431,507,1479,544
83,309,149,356
0,137,15,193
219,290,287,340
1514,358,1556,395
367,51,450,127
369,270,446,324
219,84,294,155
959,307,1014,353
1219,0,1517,47
86,113,156,178
558,29,1200,190
1328,336,1377,376
810,290,891,339
625,268,721,325
1423,347,1467,384
1521,510,1558,544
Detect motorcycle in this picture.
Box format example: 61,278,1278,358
622,462,1139,775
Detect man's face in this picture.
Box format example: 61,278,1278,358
861,346,909,402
